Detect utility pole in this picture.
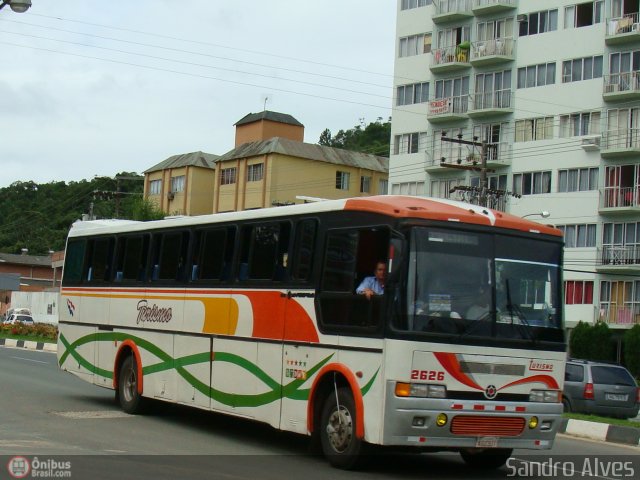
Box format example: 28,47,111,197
438,132,519,208
92,174,143,218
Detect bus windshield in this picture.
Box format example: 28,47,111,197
396,226,564,344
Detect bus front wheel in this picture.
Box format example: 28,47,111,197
460,448,513,469
320,387,366,469
118,355,144,414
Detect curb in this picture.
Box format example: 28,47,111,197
0,337,57,353
559,418,640,446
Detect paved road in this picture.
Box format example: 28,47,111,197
0,347,638,480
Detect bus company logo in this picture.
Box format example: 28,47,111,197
136,300,172,325
484,385,498,399
529,360,554,372
7,456,30,479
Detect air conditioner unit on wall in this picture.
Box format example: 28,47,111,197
517,14,528,23
167,192,175,200
581,136,601,151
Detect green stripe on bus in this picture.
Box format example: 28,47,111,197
58,333,378,408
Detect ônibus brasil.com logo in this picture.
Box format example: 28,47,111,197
7,456,72,478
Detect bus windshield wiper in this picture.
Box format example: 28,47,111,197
505,279,535,343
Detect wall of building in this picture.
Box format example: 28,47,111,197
235,120,304,146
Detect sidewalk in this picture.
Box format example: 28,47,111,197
0,337,57,352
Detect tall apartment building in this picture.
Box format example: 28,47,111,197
390,0,640,343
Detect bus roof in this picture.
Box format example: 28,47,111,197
67,196,562,238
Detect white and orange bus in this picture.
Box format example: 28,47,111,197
58,195,566,469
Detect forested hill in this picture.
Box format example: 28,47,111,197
0,174,158,255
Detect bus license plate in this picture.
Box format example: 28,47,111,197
476,437,499,448
605,393,628,402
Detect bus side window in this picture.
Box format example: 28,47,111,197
291,219,317,282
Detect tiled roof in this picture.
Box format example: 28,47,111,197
234,111,304,127
144,151,219,174
216,137,388,173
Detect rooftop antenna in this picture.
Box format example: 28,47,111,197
261,94,272,112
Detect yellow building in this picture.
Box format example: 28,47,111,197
143,111,389,215
144,151,218,216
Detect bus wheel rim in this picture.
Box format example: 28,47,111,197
326,406,353,453
124,366,137,402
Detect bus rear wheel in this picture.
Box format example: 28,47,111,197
460,448,513,469
320,387,366,469
118,355,145,414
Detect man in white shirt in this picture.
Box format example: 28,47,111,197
356,261,387,299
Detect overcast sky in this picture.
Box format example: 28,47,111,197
0,1,396,188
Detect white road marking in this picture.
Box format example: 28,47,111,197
51,410,132,419
10,356,48,364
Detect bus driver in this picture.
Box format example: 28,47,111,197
356,261,387,300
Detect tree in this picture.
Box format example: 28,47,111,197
318,117,391,157
623,324,640,377
569,321,614,362
569,321,591,359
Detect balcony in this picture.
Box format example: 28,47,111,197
472,0,516,16
601,129,640,158
599,186,640,214
427,95,469,123
596,245,640,274
598,304,640,326
605,13,640,45
430,45,471,73
603,71,640,101
470,38,514,67
426,141,512,171
433,0,473,24
467,89,513,118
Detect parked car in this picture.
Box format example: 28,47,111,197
563,359,640,419
2,313,34,325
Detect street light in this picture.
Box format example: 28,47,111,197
0,0,32,13
522,211,550,219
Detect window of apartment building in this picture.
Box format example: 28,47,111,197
564,1,604,29
434,76,470,114
473,70,512,110
477,17,514,41
558,224,597,247
600,280,640,324
401,0,432,10
220,167,237,185
562,56,603,83
399,33,432,57
393,132,428,155
379,179,389,195
430,178,463,199
519,9,558,36
397,82,429,106
560,111,601,137
336,171,350,190
391,181,426,196
437,25,470,48
517,63,556,88
471,174,507,191
603,222,640,249
247,163,264,182
472,123,506,161
149,179,162,195
515,117,554,142
558,167,599,192
609,50,640,77
565,280,594,305
171,175,185,193
513,171,552,195
360,176,371,193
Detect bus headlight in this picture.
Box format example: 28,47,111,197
529,416,539,429
529,390,562,403
396,382,447,398
436,413,448,427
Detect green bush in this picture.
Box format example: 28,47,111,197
0,323,58,341
569,321,614,362
623,324,640,377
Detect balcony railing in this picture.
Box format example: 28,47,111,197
434,0,473,16
599,244,640,266
603,71,640,95
606,12,640,36
598,304,640,325
601,128,640,150
431,45,470,68
601,186,640,209
471,88,511,110
473,0,516,8
428,95,469,116
428,141,511,168
470,38,514,61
